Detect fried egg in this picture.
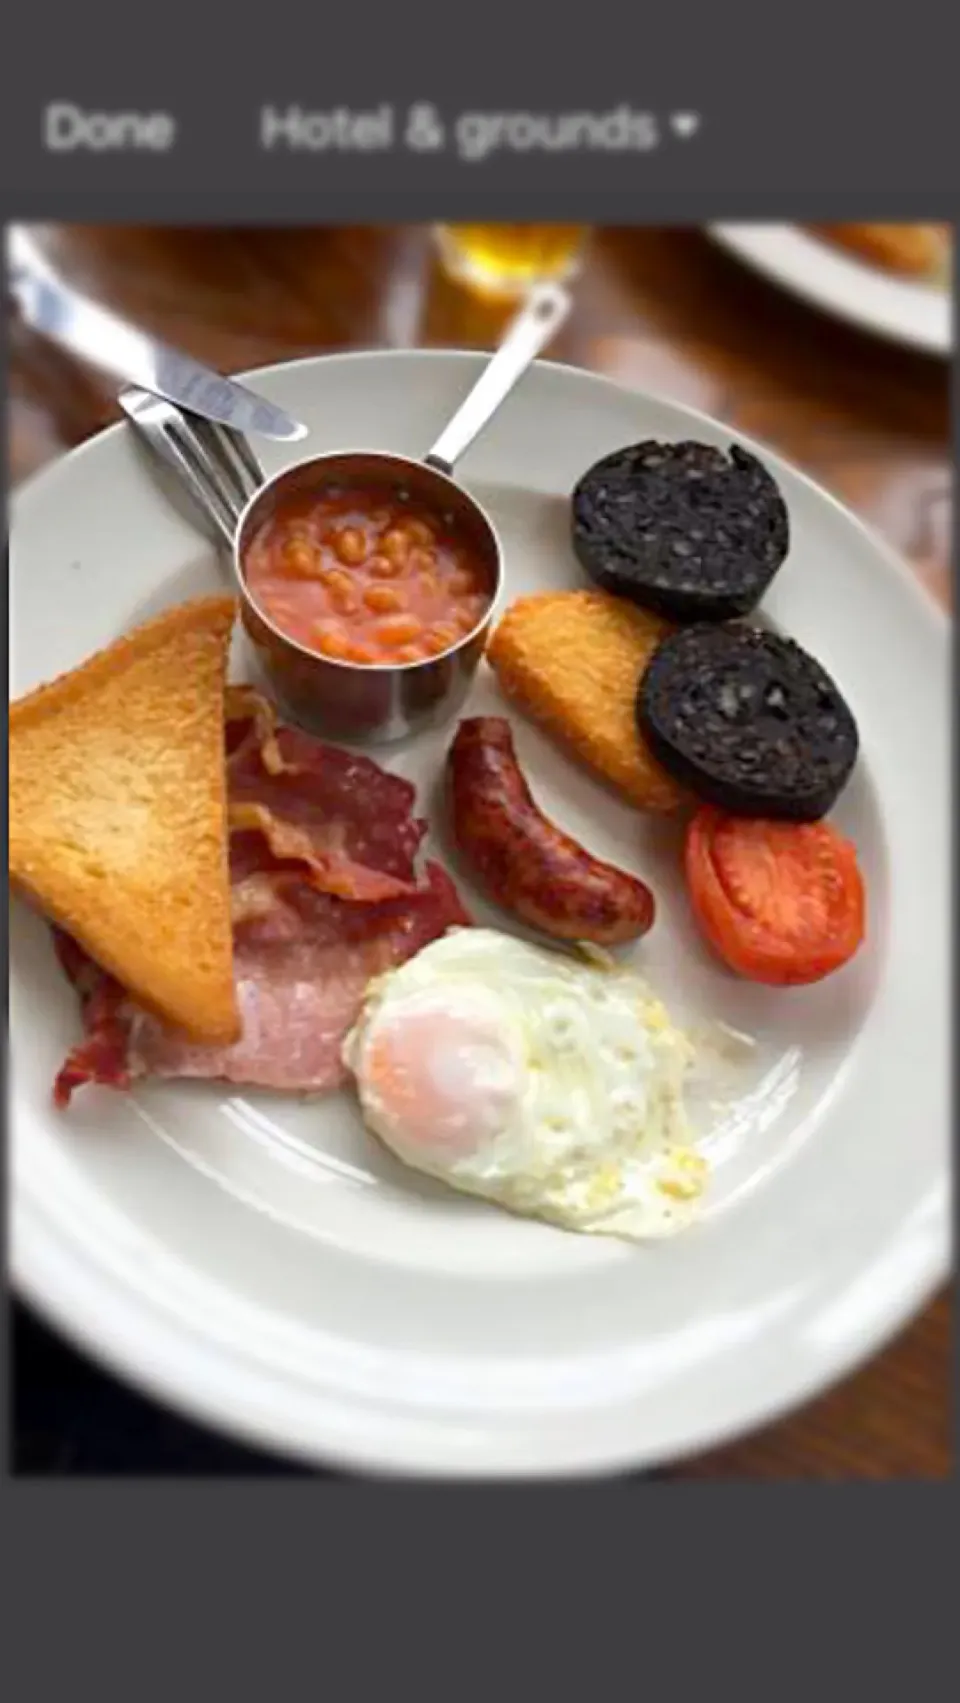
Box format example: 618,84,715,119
342,928,709,1240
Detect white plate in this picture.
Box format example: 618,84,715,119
10,352,951,1477
710,223,952,356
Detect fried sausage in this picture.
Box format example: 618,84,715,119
448,716,655,945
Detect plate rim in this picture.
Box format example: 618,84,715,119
14,1178,949,1478
10,347,952,1476
708,221,953,357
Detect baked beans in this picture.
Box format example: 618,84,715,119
244,484,491,666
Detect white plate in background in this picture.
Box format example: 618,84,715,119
9,351,951,1476
710,223,952,356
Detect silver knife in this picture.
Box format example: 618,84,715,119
6,226,308,444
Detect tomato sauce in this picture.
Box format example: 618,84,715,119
243,484,491,666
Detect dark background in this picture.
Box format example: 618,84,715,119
2,25,957,1703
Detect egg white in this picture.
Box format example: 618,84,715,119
343,928,709,1241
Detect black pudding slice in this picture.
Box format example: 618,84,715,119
572,440,790,622
637,625,859,821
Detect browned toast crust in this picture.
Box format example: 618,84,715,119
10,596,241,1044
811,223,950,279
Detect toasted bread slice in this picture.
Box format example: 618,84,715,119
486,590,684,812
811,223,950,279
10,596,241,1044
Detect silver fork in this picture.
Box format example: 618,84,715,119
118,385,264,547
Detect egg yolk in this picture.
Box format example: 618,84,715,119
362,1007,521,1157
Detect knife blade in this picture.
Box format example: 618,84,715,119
7,229,308,444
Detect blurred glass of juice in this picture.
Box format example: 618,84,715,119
433,224,587,297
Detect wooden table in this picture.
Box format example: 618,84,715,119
8,223,951,1479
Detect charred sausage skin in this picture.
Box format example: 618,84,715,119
447,716,656,945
